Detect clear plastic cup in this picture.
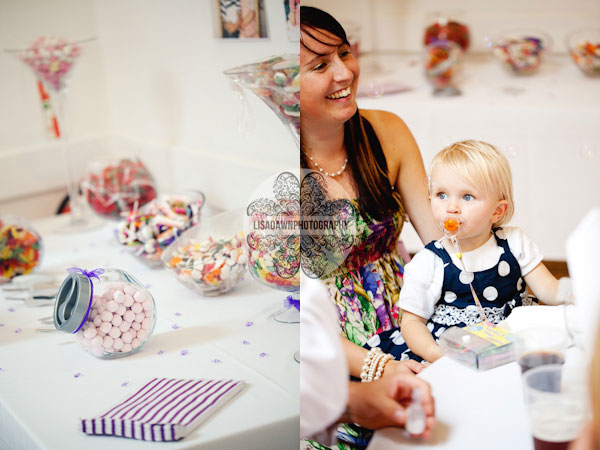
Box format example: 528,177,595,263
514,327,569,374
522,364,591,450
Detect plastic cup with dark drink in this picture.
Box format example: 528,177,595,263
522,364,590,450
514,327,569,373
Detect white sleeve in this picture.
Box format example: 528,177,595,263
300,274,348,444
502,226,544,276
398,248,444,320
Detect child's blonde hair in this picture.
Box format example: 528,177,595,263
430,140,514,226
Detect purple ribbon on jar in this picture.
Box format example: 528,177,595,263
67,267,105,333
283,294,300,311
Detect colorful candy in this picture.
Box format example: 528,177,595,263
424,40,462,92
74,279,155,358
224,55,300,140
424,19,470,51
569,40,600,77
0,216,43,282
116,192,205,264
492,35,546,75
83,157,157,218
18,36,83,92
163,231,246,295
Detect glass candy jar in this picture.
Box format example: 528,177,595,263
82,156,157,218
161,209,246,296
116,190,205,265
53,268,156,358
0,215,43,282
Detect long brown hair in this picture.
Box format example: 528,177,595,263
300,6,404,221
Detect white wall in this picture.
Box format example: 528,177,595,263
0,0,298,218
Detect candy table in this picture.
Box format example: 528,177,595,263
0,214,299,450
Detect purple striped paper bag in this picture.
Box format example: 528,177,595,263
80,378,246,441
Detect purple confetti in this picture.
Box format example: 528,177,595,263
212,359,222,364
74,373,83,378
171,324,180,330
157,350,164,355
174,312,182,317
180,350,189,356
145,284,152,289
0,323,5,327
8,308,15,313
14,328,22,334
121,381,130,387
245,321,254,327
241,340,250,345
259,352,270,358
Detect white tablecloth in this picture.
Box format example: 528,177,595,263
0,214,299,450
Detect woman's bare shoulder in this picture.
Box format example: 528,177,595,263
359,109,418,160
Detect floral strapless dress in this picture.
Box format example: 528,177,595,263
303,202,407,450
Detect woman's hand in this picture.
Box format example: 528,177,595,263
384,359,426,377
345,373,436,439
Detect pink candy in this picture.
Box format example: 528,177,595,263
75,282,155,356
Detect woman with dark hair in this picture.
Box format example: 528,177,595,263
300,6,439,449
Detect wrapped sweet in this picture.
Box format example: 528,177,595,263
53,267,156,358
83,156,157,218
116,191,205,265
162,210,246,296
0,215,43,282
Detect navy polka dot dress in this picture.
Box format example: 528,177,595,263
365,228,536,362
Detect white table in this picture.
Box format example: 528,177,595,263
0,214,299,450
367,306,588,450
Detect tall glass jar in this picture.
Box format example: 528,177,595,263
53,267,156,358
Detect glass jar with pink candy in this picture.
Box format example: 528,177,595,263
5,36,101,231
53,267,156,359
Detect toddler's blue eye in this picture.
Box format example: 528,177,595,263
437,192,447,199
463,194,474,201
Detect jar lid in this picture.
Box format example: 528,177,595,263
53,272,92,333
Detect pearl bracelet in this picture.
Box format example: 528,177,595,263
360,347,394,382
373,353,394,381
360,347,382,382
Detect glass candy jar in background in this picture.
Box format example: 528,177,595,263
223,54,300,148
566,28,600,77
245,171,300,323
116,191,205,265
0,215,43,282
491,30,551,75
82,156,157,218
162,209,246,296
424,40,463,96
424,14,470,52
53,268,156,358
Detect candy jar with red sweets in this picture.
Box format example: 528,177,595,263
0,215,43,283
53,267,156,358
161,209,246,296
82,156,157,218
424,13,470,52
116,191,205,266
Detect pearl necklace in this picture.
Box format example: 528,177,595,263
307,154,349,177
